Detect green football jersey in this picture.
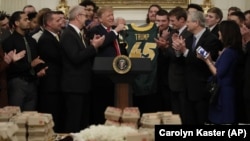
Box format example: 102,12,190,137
124,22,158,95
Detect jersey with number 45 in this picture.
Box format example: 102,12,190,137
124,22,158,95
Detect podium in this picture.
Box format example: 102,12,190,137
93,57,152,109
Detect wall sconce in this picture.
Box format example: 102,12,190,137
202,0,213,13
56,0,70,17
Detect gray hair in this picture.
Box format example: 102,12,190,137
188,11,205,28
68,5,85,21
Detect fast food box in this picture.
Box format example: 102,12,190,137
28,135,48,141
6,136,18,141
121,107,140,123
104,120,120,126
3,106,21,115
141,113,160,119
140,113,161,128
138,127,155,141
0,109,13,121
15,127,26,136
0,122,19,140
104,106,122,121
16,135,26,141
29,113,54,128
162,114,181,125
27,115,50,126
140,118,161,128
9,114,28,128
157,111,172,119
125,132,151,141
120,122,138,129
41,113,54,129
28,126,48,135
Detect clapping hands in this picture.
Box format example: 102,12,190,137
4,49,26,64
172,33,186,53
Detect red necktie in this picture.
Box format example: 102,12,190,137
107,27,121,56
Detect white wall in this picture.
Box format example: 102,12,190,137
0,0,249,24
114,0,250,24
0,0,80,14
26,0,79,12
0,0,26,14
211,0,248,20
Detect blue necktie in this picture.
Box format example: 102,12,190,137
192,36,197,51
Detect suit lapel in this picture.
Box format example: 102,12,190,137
44,30,58,42
181,27,192,39
194,29,210,50
98,25,108,35
68,25,85,48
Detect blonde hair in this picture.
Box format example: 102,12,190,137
96,6,113,18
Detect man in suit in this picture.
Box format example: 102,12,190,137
154,9,172,112
37,11,63,133
87,6,127,124
205,7,223,38
31,8,52,42
60,5,104,132
88,6,127,57
172,11,220,124
167,6,192,124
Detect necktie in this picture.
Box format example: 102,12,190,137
175,30,180,35
23,37,35,75
55,34,60,42
79,32,86,48
192,36,197,51
107,27,121,56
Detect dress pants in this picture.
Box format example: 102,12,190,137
63,92,90,133
8,77,37,111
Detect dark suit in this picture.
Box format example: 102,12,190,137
184,29,220,124
88,24,128,57
168,28,192,91
244,42,250,123
37,29,63,132
156,27,172,111
60,25,97,132
210,24,219,38
209,24,223,51
87,24,127,124
166,27,192,123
